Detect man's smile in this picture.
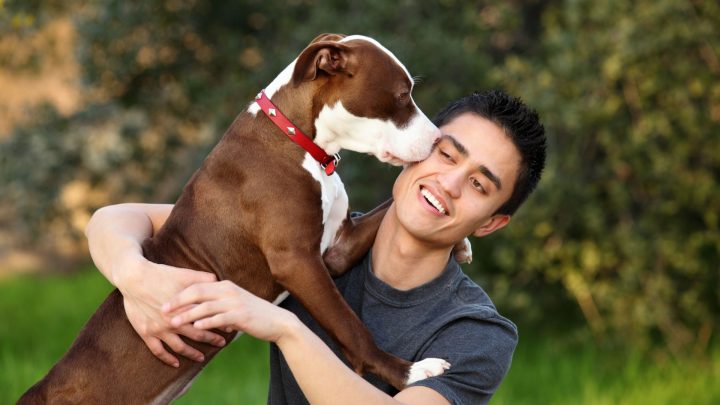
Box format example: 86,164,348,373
418,186,449,216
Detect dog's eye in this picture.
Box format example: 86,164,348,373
395,91,410,106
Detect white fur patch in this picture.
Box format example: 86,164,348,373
340,35,413,82
150,371,202,404
247,60,296,116
314,102,438,163
405,358,451,385
301,153,349,253
272,290,290,305
453,237,473,264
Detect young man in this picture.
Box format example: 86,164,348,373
86,90,546,404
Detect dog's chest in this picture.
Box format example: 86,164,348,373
301,153,348,253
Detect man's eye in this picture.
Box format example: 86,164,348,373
439,149,452,160
471,178,486,193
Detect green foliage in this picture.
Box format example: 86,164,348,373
485,0,720,355
1,0,718,356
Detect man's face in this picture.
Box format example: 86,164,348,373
392,112,521,246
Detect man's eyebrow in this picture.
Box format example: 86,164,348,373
441,134,468,157
441,133,502,191
480,166,502,191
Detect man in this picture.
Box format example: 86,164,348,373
86,90,546,404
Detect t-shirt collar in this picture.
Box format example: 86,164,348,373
362,252,462,307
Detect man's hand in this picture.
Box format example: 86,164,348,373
116,254,227,367
86,203,227,366
163,280,298,344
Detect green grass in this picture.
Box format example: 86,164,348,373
0,268,269,404
1,269,718,404
493,334,720,405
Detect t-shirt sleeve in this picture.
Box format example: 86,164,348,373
407,315,518,405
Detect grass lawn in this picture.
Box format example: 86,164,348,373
0,267,269,404
494,332,720,405
1,268,718,404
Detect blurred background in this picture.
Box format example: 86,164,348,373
1,0,718,403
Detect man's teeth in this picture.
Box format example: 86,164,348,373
421,188,446,215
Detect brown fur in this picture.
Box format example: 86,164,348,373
19,35,419,404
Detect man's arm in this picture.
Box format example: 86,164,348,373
87,203,172,285
165,281,451,405
85,203,225,366
280,317,451,405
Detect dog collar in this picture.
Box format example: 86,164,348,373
255,90,340,176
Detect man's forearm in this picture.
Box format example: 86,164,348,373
277,319,401,405
86,203,225,365
85,204,155,287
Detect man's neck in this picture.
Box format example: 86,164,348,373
370,204,454,291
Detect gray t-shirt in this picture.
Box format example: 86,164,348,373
267,253,518,405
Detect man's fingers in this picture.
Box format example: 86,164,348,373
164,303,197,317
145,337,179,367
169,301,221,327
163,281,241,315
162,284,208,313
162,333,206,363
178,324,226,347
194,313,231,331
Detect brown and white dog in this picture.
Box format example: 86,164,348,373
19,34,455,404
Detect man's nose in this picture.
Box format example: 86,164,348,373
437,169,462,199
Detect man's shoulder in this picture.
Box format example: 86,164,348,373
409,269,518,405
442,268,517,335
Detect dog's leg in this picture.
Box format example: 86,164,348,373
18,289,231,404
322,199,392,276
323,199,473,275
266,250,445,390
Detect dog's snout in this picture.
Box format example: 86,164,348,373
431,128,441,143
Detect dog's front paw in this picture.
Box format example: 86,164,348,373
453,237,473,264
405,358,451,385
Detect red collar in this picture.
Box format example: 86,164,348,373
255,90,340,175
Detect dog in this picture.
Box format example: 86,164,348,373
20,33,457,404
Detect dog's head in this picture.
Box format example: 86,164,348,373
291,34,440,165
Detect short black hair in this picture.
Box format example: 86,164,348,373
433,90,546,216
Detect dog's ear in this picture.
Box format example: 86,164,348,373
292,41,351,84
309,33,346,44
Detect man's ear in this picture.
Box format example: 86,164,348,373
472,215,511,238
292,41,351,84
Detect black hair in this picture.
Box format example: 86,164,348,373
432,90,546,215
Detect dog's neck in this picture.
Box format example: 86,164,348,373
247,60,343,155
266,84,322,141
